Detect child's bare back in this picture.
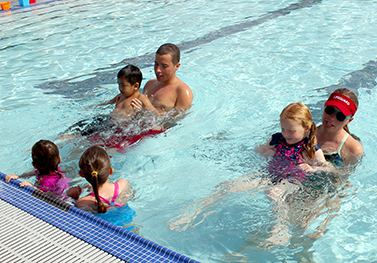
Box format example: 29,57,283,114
113,92,155,117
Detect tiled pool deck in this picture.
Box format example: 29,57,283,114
0,172,200,263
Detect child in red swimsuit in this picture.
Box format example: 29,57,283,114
71,145,133,213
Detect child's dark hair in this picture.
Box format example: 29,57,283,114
281,102,317,159
79,145,111,213
156,43,180,65
32,140,60,176
117,65,142,87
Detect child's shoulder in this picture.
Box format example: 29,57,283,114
269,133,283,145
76,195,97,212
115,94,133,109
136,93,147,100
115,93,127,103
116,178,130,187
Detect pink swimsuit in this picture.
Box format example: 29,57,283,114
268,133,320,183
88,182,124,207
35,167,71,199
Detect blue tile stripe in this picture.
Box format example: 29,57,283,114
0,172,200,263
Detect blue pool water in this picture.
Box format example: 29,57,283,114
1,0,377,262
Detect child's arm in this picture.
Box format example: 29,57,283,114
255,138,276,157
20,180,38,189
138,95,159,115
5,170,37,183
66,185,82,200
66,184,92,201
75,196,98,212
99,95,119,106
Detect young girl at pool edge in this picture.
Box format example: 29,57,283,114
70,145,132,213
5,140,71,199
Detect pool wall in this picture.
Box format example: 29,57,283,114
0,172,200,263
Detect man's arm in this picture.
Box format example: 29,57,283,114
138,94,159,114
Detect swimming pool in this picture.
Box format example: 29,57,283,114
1,0,377,262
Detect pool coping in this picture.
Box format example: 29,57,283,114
0,172,200,263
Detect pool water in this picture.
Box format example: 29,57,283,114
1,0,377,262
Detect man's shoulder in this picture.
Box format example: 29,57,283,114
177,78,190,89
175,78,192,95
143,79,158,93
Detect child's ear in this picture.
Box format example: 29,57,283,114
133,82,140,90
58,156,61,165
78,170,84,178
109,167,114,175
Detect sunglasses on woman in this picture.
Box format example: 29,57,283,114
324,106,352,122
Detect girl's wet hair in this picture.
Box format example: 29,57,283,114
156,43,180,65
79,145,111,213
32,140,60,176
332,88,358,135
281,102,317,159
117,65,142,87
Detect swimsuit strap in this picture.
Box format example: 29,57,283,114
325,133,349,156
111,182,119,203
88,193,111,204
88,182,120,204
338,133,349,153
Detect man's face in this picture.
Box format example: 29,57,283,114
154,53,180,82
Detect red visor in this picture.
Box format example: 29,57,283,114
324,92,357,116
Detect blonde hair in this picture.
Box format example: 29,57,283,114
280,102,317,159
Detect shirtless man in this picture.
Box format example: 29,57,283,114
131,43,193,114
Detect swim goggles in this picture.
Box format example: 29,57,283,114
324,106,352,122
